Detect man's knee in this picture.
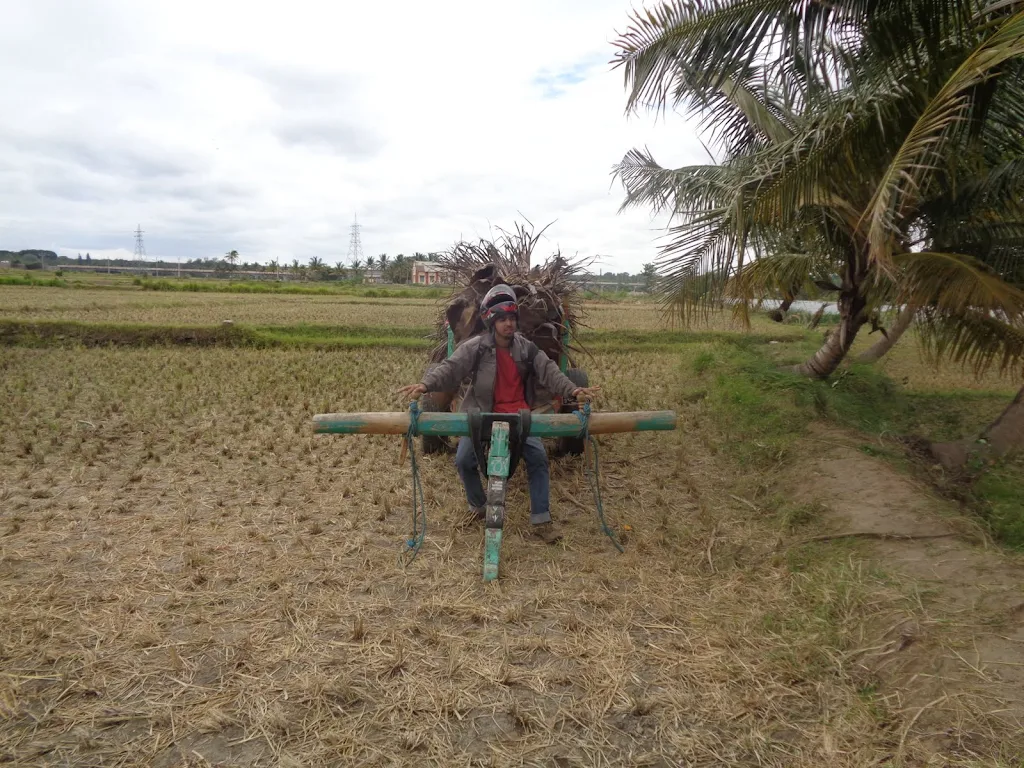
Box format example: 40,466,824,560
455,438,477,473
522,437,548,469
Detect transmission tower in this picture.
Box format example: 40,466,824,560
133,225,146,263
347,214,364,265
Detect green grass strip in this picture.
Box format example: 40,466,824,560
0,320,807,352
0,275,69,288
678,338,1024,549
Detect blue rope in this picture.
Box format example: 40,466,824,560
400,400,427,565
574,403,624,553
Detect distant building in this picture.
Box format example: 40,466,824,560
412,261,446,285
0,261,10,269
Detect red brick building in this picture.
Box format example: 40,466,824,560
411,261,446,285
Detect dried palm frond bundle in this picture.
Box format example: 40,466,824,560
430,222,589,366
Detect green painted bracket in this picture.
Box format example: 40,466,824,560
483,528,502,581
487,420,510,476
483,422,510,582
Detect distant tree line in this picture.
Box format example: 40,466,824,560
0,249,435,283
1,249,659,289
0,250,61,269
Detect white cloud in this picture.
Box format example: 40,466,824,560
0,0,703,273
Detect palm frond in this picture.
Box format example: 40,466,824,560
863,10,1024,266
746,109,870,233
927,216,1024,273
653,215,741,325
917,307,1024,376
726,251,836,303
673,59,799,153
612,0,985,119
737,69,918,235
711,72,796,146
612,150,736,217
916,158,1024,228
611,0,823,156
895,251,1024,318
612,0,793,115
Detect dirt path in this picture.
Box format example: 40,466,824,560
791,425,1024,761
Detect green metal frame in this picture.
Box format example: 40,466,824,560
345,310,639,581
314,407,677,582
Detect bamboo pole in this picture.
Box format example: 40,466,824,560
312,410,677,437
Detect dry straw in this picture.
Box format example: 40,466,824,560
0,318,1021,766
431,222,590,365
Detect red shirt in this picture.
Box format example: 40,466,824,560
492,347,529,413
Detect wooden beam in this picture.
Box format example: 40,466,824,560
312,410,677,437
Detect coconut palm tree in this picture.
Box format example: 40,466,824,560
390,254,412,284
613,0,1024,379
858,151,1024,362
225,250,239,270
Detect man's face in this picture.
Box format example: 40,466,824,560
494,314,517,339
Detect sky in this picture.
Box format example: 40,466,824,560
0,0,705,274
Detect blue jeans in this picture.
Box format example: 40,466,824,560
455,436,551,525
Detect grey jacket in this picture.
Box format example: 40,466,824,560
421,332,579,412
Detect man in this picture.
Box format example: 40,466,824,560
398,284,600,544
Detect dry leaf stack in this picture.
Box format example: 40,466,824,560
429,222,588,367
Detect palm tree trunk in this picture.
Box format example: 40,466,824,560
930,386,1024,470
794,290,866,378
769,295,795,323
808,303,827,329
980,386,1024,458
857,305,916,363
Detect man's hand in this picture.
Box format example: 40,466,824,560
572,385,602,402
397,383,427,401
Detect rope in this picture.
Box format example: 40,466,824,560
574,403,624,553
400,400,427,565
